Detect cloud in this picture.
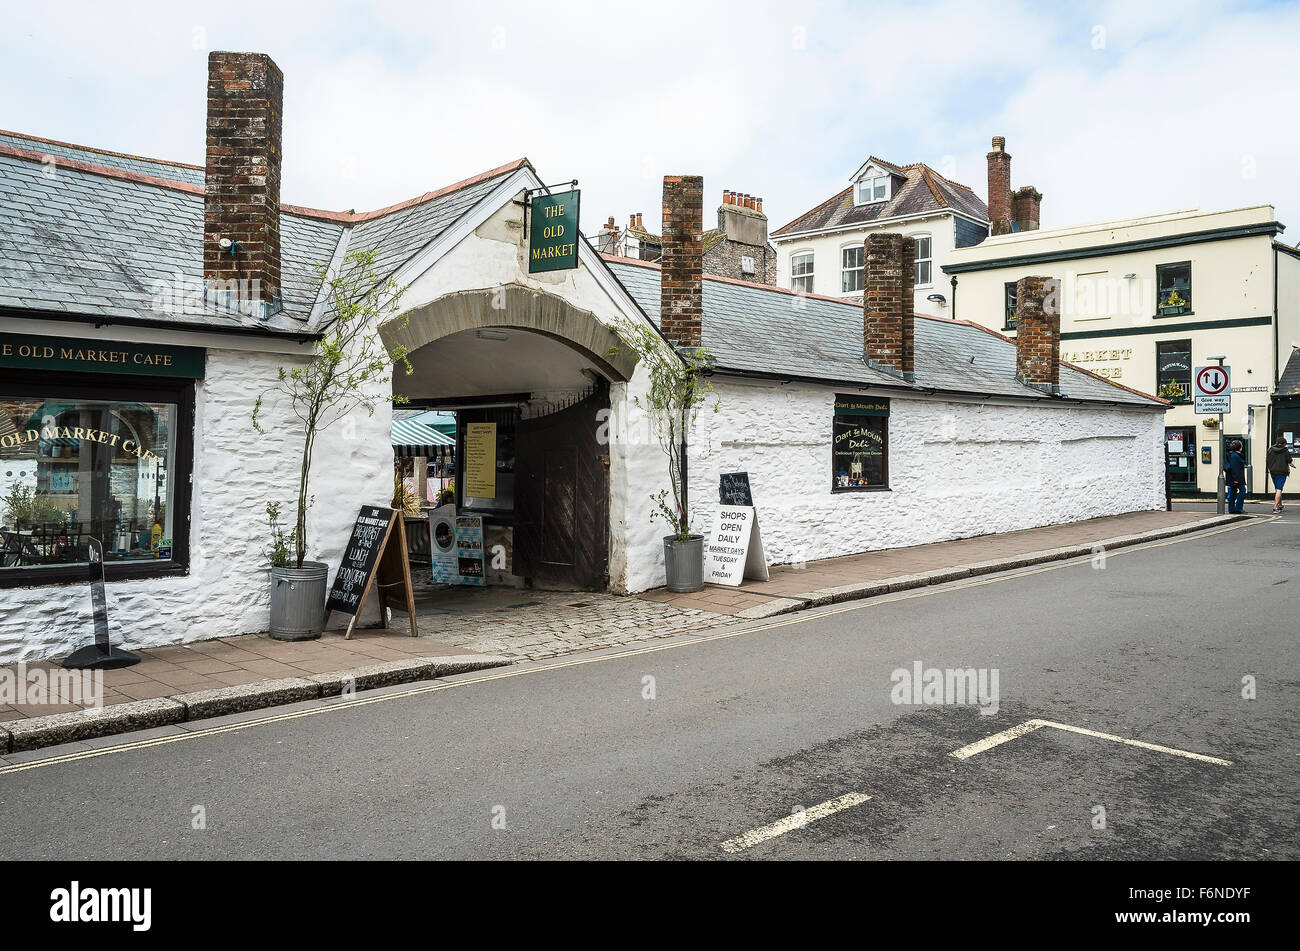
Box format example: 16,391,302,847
1,0,1295,238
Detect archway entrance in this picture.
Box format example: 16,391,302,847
381,284,634,591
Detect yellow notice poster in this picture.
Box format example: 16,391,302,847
464,422,497,498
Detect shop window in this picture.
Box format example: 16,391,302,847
841,246,864,294
1004,282,1018,329
913,235,932,286
832,394,890,491
0,373,192,585
791,252,815,294
1156,339,1193,403
1156,261,1192,316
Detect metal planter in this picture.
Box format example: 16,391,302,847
663,535,704,593
269,560,328,641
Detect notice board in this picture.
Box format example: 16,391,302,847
324,506,417,638
703,505,769,587
719,471,754,507
464,422,497,498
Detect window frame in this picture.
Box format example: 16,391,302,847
911,234,933,287
1155,261,1193,317
1155,338,1194,404
1004,281,1018,330
831,396,890,492
856,175,891,205
0,369,195,588
790,251,815,294
840,244,864,294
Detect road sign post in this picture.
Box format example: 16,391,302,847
1195,361,1230,512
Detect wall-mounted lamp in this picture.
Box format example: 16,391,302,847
926,293,947,305
1123,273,1136,280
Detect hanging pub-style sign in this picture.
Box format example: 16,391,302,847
528,189,580,273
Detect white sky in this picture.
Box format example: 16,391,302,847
2,0,1297,239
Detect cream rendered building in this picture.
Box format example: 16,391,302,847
771,156,992,318
944,205,1300,497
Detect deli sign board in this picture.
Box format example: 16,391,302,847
0,332,205,379
529,190,579,273
1193,365,1230,414
703,505,769,587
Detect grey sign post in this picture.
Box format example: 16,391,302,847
62,538,141,670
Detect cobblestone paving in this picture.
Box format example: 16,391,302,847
411,588,731,661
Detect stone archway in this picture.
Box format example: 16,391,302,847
378,283,639,382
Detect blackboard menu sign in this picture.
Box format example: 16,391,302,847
719,471,754,507
326,506,396,616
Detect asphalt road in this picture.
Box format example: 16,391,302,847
1,514,1296,860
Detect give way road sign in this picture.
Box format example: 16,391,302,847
1193,364,1230,414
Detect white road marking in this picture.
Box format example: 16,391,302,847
720,792,872,853
950,718,1231,766
948,720,1048,759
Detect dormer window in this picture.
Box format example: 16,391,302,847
856,175,890,205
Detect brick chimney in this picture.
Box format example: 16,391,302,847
204,51,284,316
660,175,704,349
1012,186,1042,232
1014,275,1061,393
863,233,916,381
986,136,1012,237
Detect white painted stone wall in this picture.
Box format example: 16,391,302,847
395,192,668,596
679,379,1166,570
0,344,391,663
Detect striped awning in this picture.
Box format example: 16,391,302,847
392,417,456,459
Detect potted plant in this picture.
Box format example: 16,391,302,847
1158,289,1188,316
253,249,411,639
1156,380,1187,402
607,321,719,593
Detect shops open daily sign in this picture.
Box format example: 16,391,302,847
529,190,579,273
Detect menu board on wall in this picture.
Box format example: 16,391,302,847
464,422,497,498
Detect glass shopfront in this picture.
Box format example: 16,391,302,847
1,369,195,585
832,394,890,491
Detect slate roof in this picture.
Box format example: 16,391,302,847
604,255,1162,408
1278,348,1300,397
0,130,205,187
0,130,527,336
772,158,988,238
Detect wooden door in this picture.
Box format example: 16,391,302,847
514,388,609,589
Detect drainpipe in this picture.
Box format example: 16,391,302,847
950,275,958,320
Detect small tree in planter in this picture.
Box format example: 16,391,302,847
607,320,718,592
252,249,411,638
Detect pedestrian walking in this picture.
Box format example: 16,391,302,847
1224,439,1247,514
1266,435,1294,513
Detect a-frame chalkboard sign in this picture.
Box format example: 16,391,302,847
323,506,418,639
